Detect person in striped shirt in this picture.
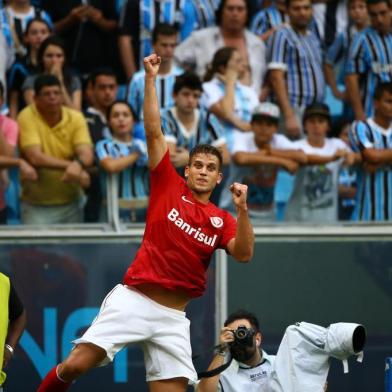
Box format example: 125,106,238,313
349,82,392,221
118,0,198,79
96,100,149,222
250,0,287,41
345,0,392,120
161,72,229,169
324,0,368,105
127,23,183,140
0,0,53,59
268,0,325,140
193,0,221,29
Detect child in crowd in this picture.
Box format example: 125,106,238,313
23,35,81,110
7,17,51,118
220,102,306,221
96,100,149,223
285,103,358,223
334,119,358,220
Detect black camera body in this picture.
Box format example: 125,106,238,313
230,325,255,348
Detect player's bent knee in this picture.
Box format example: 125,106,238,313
59,343,107,381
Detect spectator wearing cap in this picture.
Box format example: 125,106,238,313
345,0,392,120
268,0,325,139
219,102,306,221
18,74,93,225
175,0,266,94
285,102,358,222
349,82,392,221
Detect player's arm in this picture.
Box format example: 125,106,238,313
226,183,254,263
143,54,168,169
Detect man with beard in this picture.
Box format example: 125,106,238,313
197,310,275,392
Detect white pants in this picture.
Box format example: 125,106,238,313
74,284,197,383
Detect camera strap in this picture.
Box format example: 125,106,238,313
197,356,233,379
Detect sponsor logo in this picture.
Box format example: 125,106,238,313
167,208,217,247
181,195,195,204
371,62,392,74
210,217,223,228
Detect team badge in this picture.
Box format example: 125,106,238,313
210,217,223,228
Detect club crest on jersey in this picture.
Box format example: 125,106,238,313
210,217,223,228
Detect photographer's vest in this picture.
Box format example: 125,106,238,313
0,273,10,386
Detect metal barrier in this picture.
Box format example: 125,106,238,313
1,223,392,390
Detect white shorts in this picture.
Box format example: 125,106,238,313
73,284,197,383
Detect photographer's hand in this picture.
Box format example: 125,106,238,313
219,327,235,346
197,328,233,392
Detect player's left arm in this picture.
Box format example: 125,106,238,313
226,183,254,263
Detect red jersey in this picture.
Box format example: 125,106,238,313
123,150,237,298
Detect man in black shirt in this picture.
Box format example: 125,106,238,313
41,0,124,81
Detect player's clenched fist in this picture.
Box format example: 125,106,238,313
230,182,248,210
143,54,161,77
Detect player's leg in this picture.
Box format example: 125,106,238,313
37,343,106,391
143,299,197,391
148,377,189,392
59,342,107,380
37,285,133,391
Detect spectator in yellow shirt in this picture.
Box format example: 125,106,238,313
18,74,93,224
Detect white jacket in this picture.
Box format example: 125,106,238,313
270,322,366,392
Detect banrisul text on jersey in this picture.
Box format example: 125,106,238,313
167,208,218,246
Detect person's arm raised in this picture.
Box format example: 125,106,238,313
143,54,168,170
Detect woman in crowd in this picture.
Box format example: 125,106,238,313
96,100,149,223
8,17,52,118
201,46,259,153
22,35,81,110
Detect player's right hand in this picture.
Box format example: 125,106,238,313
143,54,161,77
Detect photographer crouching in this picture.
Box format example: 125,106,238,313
196,310,275,392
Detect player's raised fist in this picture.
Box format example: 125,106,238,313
230,182,248,210
144,54,161,77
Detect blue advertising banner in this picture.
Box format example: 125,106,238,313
1,240,216,391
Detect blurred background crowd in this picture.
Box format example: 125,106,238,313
0,0,391,225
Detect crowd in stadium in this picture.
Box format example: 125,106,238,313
0,0,392,225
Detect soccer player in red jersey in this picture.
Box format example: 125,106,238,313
37,54,254,392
